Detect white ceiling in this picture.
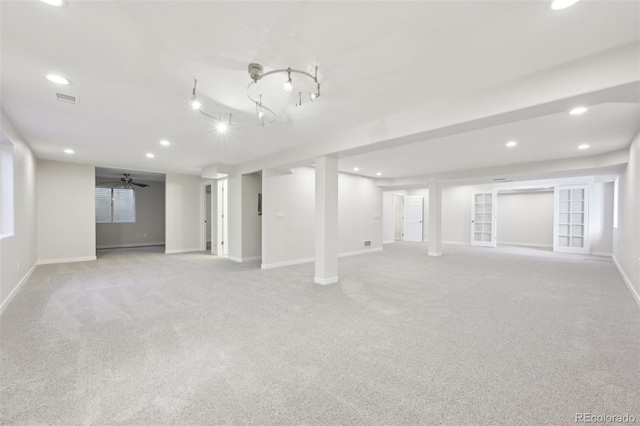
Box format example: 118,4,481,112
1,1,639,179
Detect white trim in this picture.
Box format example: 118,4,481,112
314,276,339,285
228,255,261,263
590,251,612,257
37,256,97,265
442,240,469,246
428,251,442,256
612,255,640,310
96,242,165,249
338,247,382,258
261,257,315,269
383,240,395,244
498,242,553,249
164,248,201,254
0,262,37,316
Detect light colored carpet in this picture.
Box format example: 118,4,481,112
1,243,639,425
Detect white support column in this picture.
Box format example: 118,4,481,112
315,156,339,285
428,181,442,256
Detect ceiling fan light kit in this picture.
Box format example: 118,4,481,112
98,173,150,189
192,63,322,129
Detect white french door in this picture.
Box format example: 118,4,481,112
402,196,423,242
470,191,497,247
553,185,589,254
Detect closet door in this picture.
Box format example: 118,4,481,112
470,191,497,248
553,185,589,254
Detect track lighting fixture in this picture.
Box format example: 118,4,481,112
190,80,201,110
190,63,322,128
283,69,293,92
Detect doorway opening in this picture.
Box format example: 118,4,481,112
200,179,228,255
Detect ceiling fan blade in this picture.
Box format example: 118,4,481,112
131,182,150,187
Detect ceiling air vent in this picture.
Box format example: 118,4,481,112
493,178,507,181
56,93,78,105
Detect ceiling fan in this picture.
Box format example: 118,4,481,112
98,173,150,189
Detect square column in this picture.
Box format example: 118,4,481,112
428,181,442,256
315,156,339,285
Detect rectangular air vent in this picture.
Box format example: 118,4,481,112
56,93,77,105
363,240,372,247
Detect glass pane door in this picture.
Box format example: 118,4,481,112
471,192,496,248
554,185,589,254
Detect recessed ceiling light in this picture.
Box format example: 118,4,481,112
40,0,64,6
160,140,170,146
146,153,155,158
46,74,71,85
550,0,581,10
505,141,518,148
64,149,74,154
353,167,360,172
577,144,590,150
569,107,587,115
376,172,382,176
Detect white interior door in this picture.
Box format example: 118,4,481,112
403,196,423,242
553,185,589,254
471,191,497,247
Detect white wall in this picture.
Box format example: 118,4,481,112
338,173,383,253
589,182,614,255
497,191,554,247
442,185,472,244
241,173,262,260
0,112,38,313
261,168,315,267
165,173,202,253
96,180,166,249
261,167,383,268
613,132,640,305
37,160,96,263
382,191,394,243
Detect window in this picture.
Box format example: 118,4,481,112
95,187,136,223
0,134,14,238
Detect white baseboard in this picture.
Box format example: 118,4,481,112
612,255,640,310
261,257,315,269
590,251,612,257
165,248,201,254
314,276,338,285
498,242,553,248
442,241,469,246
228,255,261,263
383,240,395,244
338,247,383,258
37,256,97,265
97,242,165,250
0,262,37,316
428,251,442,257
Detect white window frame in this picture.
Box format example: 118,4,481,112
95,187,136,223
